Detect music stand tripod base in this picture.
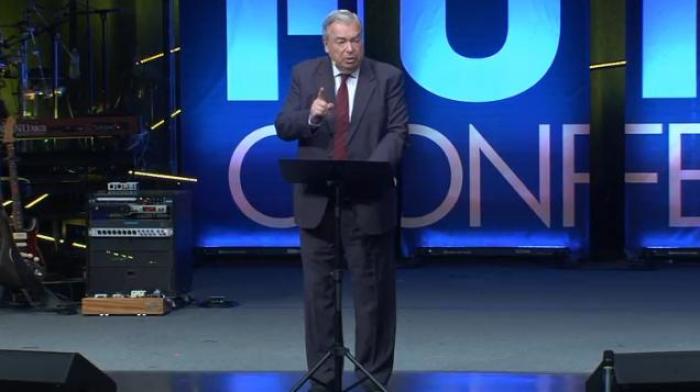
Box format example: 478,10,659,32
279,159,392,392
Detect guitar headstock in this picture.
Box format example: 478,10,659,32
2,115,15,144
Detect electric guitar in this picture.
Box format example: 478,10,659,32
1,115,45,279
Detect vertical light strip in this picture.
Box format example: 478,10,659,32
288,0,337,35
227,0,278,101
642,0,696,98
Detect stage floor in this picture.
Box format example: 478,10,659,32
3,259,700,391
109,370,586,392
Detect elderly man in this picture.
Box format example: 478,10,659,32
275,9,408,392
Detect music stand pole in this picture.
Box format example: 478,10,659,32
280,159,389,392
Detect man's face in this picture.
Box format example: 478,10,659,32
324,21,364,73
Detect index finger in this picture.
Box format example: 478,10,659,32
317,87,326,101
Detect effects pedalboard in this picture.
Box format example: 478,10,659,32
81,291,171,316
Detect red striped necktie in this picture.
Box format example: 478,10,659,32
333,73,351,160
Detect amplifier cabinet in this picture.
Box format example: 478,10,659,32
87,191,192,296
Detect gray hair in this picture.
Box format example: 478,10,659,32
322,10,362,39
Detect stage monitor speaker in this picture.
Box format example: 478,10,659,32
587,350,700,391
0,349,116,391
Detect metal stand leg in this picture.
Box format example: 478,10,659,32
290,183,388,392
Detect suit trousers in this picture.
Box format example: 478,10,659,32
300,201,396,388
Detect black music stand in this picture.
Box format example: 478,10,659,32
279,159,392,392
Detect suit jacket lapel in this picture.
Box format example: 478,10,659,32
314,57,336,125
348,60,376,143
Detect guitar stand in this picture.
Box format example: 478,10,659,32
1,284,75,313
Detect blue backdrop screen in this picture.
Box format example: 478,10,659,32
626,0,700,252
181,0,590,252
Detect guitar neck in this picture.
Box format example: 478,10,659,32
5,142,24,232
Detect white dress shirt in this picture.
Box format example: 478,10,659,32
332,63,360,122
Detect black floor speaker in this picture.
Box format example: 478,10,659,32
0,350,116,391
587,350,700,391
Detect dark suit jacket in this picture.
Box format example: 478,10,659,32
275,56,408,235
